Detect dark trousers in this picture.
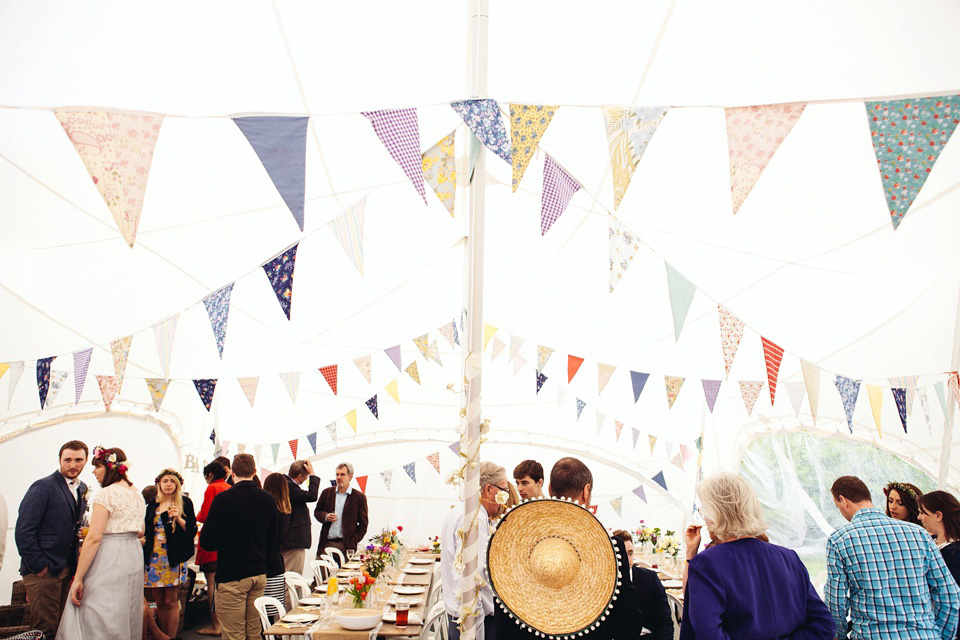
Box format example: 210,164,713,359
449,614,496,640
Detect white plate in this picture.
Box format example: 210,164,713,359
298,597,326,606
282,613,319,623
661,579,683,589
387,597,423,606
403,567,430,574
343,562,362,569
393,586,426,595
382,611,422,625
408,557,434,564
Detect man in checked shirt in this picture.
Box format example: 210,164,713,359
826,475,959,639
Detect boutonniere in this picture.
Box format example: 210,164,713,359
82,487,92,502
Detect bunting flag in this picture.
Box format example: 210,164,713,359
288,439,299,459
405,361,421,384
568,356,585,383
739,381,763,415
835,375,861,433
609,497,623,517
785,381,806,417
384,378,400,403
319,365,338,395
426,341,442,366
279,372,301,404
892,388,909,433
652,471,668,492
413,334,430,360
4,361,21,407
261,244,298,320
483,324,498,351
378,469,393,491
361,108,427,203
701,380,722,413
536,371,548,394
632,428,641,448
233,116,309,230
202,284,234,359
346,409,358,432
537,346,555,372
649,436,657,455
253,444,263,463
111,336,132,390
867,385,884,438
55,111,163,246
670,451,685,469
761,338,785,405
665,263,696,341
576,398,586,420
421,131,456,216
439,322,457,348
329,199,366,275
631,371,650,403
307,432,318,454
73,348,92,404
145,379,169,412
865,96,960,229
889,376,918,416
557,387,568,407
608,215,642,292
453,319,460,346
632,485,647,503
919,388,933,433
450,99,512,164
491,337,506,360
237,377,259,408
603,106,669,209
36,357,54,408
0,363,7,383
152,315,178,379
509,336,525,363
934,381,948,418
724,104,806,214
449,440,461,455
403,461,417,483
597,363,616,394
664,375,685,409
681,444,695,463
718,306,745,378
96,375,119,411
427,452,441,475
271,443,280,464
366,395,379,419
596,411,606,434
509,104,558,190
326,422,338,442
513,355,527,376
45,371,69,408
950,372,960,409
353,356,372,384
541,155,581,235
615,420,624,441
385,345,402,371
356,476,368,494
193,379,217,412
801,360,821,425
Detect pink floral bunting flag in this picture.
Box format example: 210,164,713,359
718,306,745,379
237,377,259,408
97,375,119,411
664,375,685,409
739,381,764,416
427,452,441,475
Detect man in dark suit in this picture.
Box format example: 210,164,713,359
282,459,320,575
314,462,368,562
15,440,89,639
199,453,278,640
611,530,674,639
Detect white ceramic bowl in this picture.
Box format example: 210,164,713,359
335,608,382,630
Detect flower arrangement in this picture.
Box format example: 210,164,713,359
655,531,681,557
360,545,390,579
345,571,376,608
429,536,441,553
372,526,402,551
634,521,655,545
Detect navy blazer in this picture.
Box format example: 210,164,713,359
15,471,87,576
631,566,674,640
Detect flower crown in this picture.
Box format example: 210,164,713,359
884,482,919,501
155,469,184,485
92,445,129,475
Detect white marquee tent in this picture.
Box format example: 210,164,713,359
2,0,960,603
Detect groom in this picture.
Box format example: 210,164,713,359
15,440,89,639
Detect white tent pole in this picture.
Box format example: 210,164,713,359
459,1,489,640
937,284,960,488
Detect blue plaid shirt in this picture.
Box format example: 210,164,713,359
826,508,960,639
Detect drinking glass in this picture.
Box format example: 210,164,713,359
395,598,410,629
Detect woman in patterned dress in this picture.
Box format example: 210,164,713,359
58,446,145,640
143,470,196,639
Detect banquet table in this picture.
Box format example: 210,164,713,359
264,552,438,639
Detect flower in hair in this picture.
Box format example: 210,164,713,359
155,469,184,485
884,482,918,501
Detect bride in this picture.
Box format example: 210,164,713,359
58,446,146,640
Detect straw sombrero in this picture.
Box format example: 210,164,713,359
487,497,622,638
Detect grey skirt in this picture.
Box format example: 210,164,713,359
57,532,144,640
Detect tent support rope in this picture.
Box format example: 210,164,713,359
938,283,960,488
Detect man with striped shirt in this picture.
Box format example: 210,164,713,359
826,475,959,639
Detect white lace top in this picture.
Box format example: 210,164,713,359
92,483,145,534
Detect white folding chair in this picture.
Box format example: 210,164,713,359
310,558,334,586
418,601,448,640
254,595,286,639
325,546,347,567
320,552,336,568
425,563,442,610
284,571,312,610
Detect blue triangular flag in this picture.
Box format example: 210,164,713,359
453,320,460,346
261,244,298,320
702,380,722,413
576,398,586,420
835,375,861,433
233,116,309,231
307,432,318,454
630,371,650,403
652,471,668,492
36,356,54,408
202,283,234,359
891,388,908,433
193,379,218,412
632,485,647,503
450,99,512,164
403,462,417,483
366,395,379,419
536,371,547,394
449,440,460,454
665,263,696,341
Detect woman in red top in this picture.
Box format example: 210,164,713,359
195,461,231,636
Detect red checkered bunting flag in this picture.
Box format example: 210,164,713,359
288,439,298,459
362,109,427,204
541,155,581,235
761,338,785,405
319,365,338,395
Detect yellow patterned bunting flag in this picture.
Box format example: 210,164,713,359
421,131,456,216
664,375,685,409
509,104,558,191
405,361,421,385
111,336,132,391
603,106,669,209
